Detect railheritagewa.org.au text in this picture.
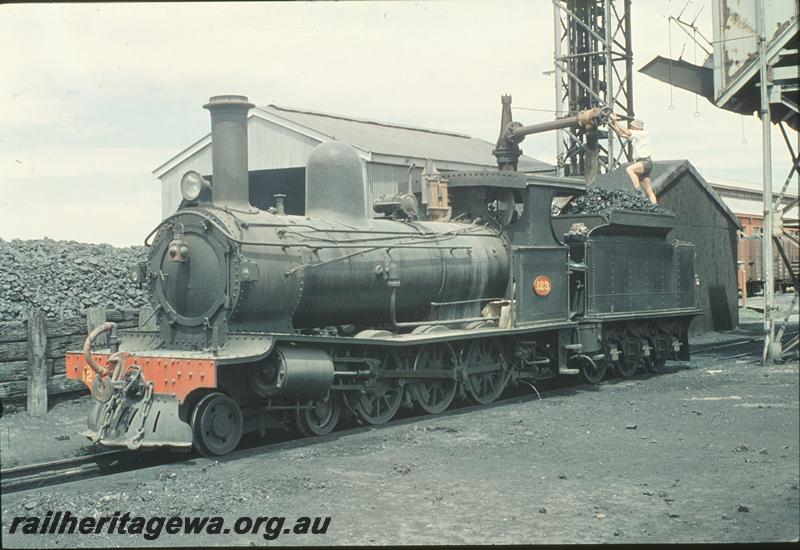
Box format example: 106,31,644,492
9,511,331,541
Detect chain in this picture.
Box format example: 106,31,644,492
667,18,676,110
741,115,749,144
96,390,123,440
693,27,701,117
94,365,151,447
129,382,154,448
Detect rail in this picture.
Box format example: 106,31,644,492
1,450,134,494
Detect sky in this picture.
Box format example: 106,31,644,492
0,1,795,246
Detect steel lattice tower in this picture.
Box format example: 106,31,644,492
553,0,634,179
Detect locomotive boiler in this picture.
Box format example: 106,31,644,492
66,95,701,455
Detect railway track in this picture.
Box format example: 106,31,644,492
1,376,582,495
693,330,798,358
1,383,569,495
1,335,781,495
1,450,132,494
0,449,189,495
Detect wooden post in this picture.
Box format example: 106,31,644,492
26,309,48,415
86,306,108,346
738,262,747,309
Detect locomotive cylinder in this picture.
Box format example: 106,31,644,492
249,345,334,398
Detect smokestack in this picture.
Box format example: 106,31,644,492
204,95,254,208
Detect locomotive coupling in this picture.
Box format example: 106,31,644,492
67,348,213,449
77,337,191,449
82,366,193,450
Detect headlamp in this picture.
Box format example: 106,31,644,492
180,171,210,202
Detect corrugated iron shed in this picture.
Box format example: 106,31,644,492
154,104,552,217
263,105,550,169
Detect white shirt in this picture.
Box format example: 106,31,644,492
629,129,652,159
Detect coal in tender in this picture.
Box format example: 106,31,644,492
561,188,670,216
0,238,149,322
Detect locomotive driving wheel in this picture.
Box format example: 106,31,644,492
409,342,458,414
464,338,509,404
350,350,405,425
295,394,341,437
191,392,244,456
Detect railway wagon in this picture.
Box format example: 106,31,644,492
66,95,701,455
738,235,799,296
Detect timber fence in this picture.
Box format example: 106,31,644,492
0,307,141,414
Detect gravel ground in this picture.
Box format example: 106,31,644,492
0,239,148,321
1,316,797,546
0,396,106,469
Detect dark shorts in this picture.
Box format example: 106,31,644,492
633,157,653,178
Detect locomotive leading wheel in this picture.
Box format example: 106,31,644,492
350,351,405,425
296,394,341,437
191,392,244,456
410,343,458,415
464,338,509,405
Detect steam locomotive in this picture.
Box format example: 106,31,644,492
66,95,700,455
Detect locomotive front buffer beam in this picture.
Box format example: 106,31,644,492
66,351,213,450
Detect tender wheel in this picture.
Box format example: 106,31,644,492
603,340,620,376
644,337,668,373
295,394,341,437
578,354,607,384
651,356,668,373
191,392,243,456
615,340,638,378
349,351,405,425
409,342,458,414
464,338,509,404
640,337,659,373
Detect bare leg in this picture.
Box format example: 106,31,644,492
626,162,644,191
641,177,657,204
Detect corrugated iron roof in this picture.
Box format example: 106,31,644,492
703,174,798,198
260,104,553,172
154,103,554,177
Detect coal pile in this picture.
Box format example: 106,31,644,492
0,238,149,322
561,188,669,216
